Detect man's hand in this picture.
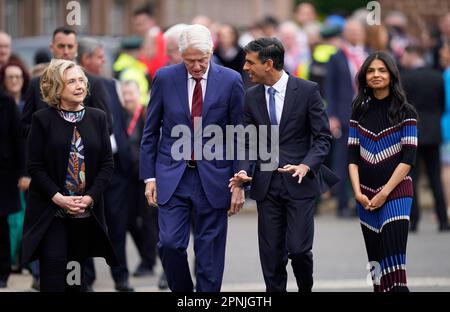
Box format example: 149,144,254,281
329,116,342,138
228,171,252,192
52,192,87,215
145,181,158,207
228,186,245,217
17,177,31,192
277,164,310,184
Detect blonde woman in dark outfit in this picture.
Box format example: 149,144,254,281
22,59,116,292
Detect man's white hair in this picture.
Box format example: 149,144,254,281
164,23,189,42
178,24,213,54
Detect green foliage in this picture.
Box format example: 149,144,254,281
295,0,370,17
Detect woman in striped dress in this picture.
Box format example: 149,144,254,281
348,51,418,292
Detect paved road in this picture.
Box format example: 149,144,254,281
3,200,450,292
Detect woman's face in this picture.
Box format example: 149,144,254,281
4,65,24,95
366,59,391,91
60,66,87,107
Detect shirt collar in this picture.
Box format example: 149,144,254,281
187,62,210,81
264,70,289,94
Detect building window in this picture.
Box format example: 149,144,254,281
77,0,90,35
3,0,21,37
42,0,60,35
110,0,125,36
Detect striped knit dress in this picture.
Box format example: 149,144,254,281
348,95,418,292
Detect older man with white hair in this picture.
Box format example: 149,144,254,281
0,31,12,68
140,24,245,292
163,23,188,65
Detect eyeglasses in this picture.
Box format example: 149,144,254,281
5,75,23,81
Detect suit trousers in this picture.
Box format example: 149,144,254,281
331,126,351,212
104,166,131,284
127,178,159,269
410,145,449,227
256,171,315,292
0,215,11,283
158,167,228,292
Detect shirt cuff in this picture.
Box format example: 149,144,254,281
144,178,156,183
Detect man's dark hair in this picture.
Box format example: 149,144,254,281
133,4,154,17
52,27,77,40
244,37,285,71
404,44,425,58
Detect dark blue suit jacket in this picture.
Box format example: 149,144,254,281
324,49,354,128
101,78,132,174
239,76,338,201
139,62,244,209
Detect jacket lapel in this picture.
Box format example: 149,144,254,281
202,62,219,119
279,76,298,134
173,64,191,122
255,84,271,125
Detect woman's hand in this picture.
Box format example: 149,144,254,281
368,190,389,211
79,195,94,208
355,193,371,210
52,192,87,215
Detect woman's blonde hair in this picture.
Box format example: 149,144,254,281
40,59,88,108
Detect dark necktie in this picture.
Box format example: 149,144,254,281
191,77,203,159
268,87,278,125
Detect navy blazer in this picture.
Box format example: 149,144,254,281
239,76,338,201
139,62,245,209
101,78,132,174
324,49,355,128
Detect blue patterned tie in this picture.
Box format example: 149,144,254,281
268,87,278,125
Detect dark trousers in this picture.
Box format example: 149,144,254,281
257,172,315,292
0,215,11,283
104,168,131,284
38,217,92,292
158,168,228,292
410,145,449,227
331,127,351,213
127,178,158,269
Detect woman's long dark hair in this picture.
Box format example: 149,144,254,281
352,51,416,125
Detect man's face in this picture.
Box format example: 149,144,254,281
50,32,78,60
82,47,106,75
243,51,269,84
121,83,141,114
181,47,211,79
166,38,182,65
133,14,154,37
0,33,11,65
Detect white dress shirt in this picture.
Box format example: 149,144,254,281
263,70,289,125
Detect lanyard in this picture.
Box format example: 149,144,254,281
127,105,144,137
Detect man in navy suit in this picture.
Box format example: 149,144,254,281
324,19,368,218
230,38,338,292
139,24,245,292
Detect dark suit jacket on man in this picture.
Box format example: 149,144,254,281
140,62,244,209
401,66,445,145
0,91,25,215
239,76,338,201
